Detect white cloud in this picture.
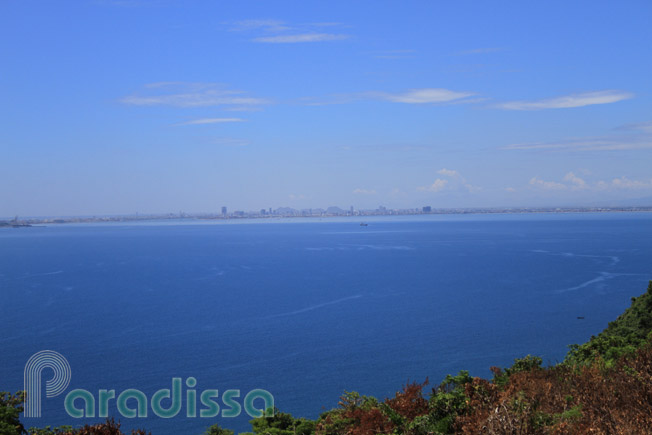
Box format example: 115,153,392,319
496,90,633,110
505,187,517,192
224,106,264,112
465,184,483,193
503,135,652,152
121,83,269,108
609,176,652,190
436,168,481,192
616,120,652,133
228,19,350,43
298,88,477,107
376,88,475,104
526,173,652,192
253,33,348,43
437,168,459,177
529,177,567,190
176,118,245,126
230,19,290,33
458,47,505,55
370,49,416,59
418,179,448,192
563,172,587,190
352,188,377,195
212,138,249,147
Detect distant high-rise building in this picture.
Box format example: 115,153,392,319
422,206,432,213
221,206,227,216
260,209,266,215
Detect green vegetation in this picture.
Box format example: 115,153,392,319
203,423,234,435
4,281,652,434
0,391,24,435
565,280,652,366
242,409,316,435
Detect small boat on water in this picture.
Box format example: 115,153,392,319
360,223,368,227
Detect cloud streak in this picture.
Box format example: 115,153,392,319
503,136,652,152
418,179,448,192
352,188,377,195
253,33,349,43
615,120,652,133
457,47,505,55
121,83,269,108
369,49,416,59
496,90,633,110
418,169,480,193
374,88,476,104
228,19,350,43
175,118,245,126
529,172,652,192
529,177,568,191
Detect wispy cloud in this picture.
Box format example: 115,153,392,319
529,173,588,191
253,33,348,43
352,188,377,195
121,83,269,108
530,177,568,190
601,177,652,190
418,179,448,192
563,172,588,190
297,88,477,106
418,169,480,193
528,172,652,192
369,49,416,59
210,137,250,147
615,120,652,133
495,90,633,110
175,118,245,126
93,0,162,7
503,134,652,152
228,19,350,43
457,47,505,55
229,19,290,33
373,88,476,104
437,168,459,177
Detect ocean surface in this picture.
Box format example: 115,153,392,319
1,213,652,434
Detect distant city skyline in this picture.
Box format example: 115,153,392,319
2,1,652,216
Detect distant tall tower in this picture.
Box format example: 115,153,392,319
221,206,227,216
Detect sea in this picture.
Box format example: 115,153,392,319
1,212,651,434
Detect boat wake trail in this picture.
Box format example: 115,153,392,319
266,294,363,318
559,252,620,267
556,272,643,294
12,270,64,280
531,250,620,267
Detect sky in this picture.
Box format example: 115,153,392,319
1,0,652,216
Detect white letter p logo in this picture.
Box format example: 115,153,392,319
24,350,71,418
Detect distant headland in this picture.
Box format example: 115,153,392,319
0,217,31,228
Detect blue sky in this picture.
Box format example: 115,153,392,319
2,0,651,216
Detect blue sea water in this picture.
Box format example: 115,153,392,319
1,213,652,434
